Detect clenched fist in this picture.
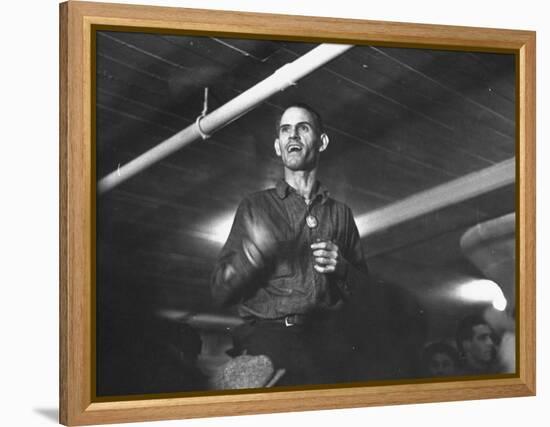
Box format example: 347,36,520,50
311,240,346,276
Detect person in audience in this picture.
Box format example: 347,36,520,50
420,341,460,377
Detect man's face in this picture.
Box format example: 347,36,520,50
466,324,496,364
274,107,328,171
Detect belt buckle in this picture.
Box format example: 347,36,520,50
284,316,295,327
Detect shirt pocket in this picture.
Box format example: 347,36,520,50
271,259,293,279
270,239,295,279
266,281,294,297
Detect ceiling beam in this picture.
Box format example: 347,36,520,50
356,158,515,237
97,43,353,195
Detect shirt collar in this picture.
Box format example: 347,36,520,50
275,179,329,204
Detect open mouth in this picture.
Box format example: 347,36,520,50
287,144,303,153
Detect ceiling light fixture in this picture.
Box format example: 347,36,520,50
454,279,507,311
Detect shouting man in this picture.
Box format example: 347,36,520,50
211,103,369,386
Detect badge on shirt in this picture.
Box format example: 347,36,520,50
306,215,318,228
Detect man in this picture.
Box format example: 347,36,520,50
455,314,500,375
211,103,369,386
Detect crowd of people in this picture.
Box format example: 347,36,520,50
420,313,514,378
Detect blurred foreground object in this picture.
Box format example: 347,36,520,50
211,354,286,389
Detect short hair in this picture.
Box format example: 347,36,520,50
275,103,324,134
422,341,459,368
455,314,489,354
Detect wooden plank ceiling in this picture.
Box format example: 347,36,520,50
95,30,515,337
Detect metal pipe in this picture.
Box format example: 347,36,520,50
356,158,515,237
460,212,516,250
156,309,243,329
97,43,353,195
459,213,516,311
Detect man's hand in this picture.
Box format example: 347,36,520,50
311,240,346,276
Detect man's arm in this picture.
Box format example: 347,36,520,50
211,198,277,307
341,205,369,296
337,209,369,297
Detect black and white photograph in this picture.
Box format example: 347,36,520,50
94,29,517,397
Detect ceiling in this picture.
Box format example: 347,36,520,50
95,30,516,342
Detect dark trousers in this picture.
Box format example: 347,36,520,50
231,317,354,387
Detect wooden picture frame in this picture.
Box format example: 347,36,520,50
59,1,536,425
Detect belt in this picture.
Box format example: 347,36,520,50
252,314,309,327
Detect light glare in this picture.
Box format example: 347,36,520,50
208,213,235,244
455,279,507,311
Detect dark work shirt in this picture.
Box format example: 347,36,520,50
211,180,369,319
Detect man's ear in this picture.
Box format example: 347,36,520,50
319,133,329,152
274,138,282,157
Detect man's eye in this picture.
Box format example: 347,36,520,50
298,124,309,133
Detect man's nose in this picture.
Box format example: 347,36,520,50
289,126,298,138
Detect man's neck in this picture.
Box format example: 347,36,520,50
465,354,492,372
284,168,318,201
